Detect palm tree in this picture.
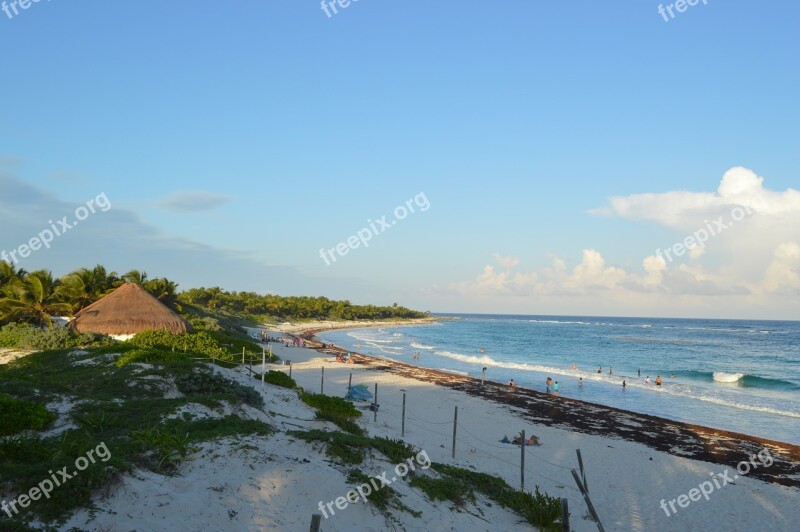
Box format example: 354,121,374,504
0,261,27,294
61,265,120,312
144,277,182,312
123,270,149,285
0,270,72,328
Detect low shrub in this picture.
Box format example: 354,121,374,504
174,370,264,408
115,349,192,367
0,394,56,436
300,392,361,418
0,323,110,350
264,370,296,388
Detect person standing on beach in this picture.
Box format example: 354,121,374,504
545,377,552,393
553,381,559,395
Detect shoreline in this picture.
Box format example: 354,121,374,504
270,317,442,336
294,326,800,488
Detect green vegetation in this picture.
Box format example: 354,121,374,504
411,463,563,531
287,430,418,466
347,469,421,519
0,347,273,526
0,394,57,436
263,370,296,389
300,392,362,418
299,392,365,435
180,287,428,321
0,322,109,350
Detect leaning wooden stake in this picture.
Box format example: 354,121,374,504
576,449,587,493
571,470,604,531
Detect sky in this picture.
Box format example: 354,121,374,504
1,1,799,320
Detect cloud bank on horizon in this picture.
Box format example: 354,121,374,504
443,167,800,318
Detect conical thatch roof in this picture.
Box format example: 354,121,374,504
68,283,192,336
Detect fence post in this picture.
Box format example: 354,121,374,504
571,470,604,531
452,406,458,459
321,367,324,395
401,392,406,437
242,347,245,365
310,513,322,532
561,498,570,532
348,373,352,392
520,429,525,491
373,383,379,423
289,361,292,378
481,367,486,386
262,351,266,389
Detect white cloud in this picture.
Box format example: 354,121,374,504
443,166,800,318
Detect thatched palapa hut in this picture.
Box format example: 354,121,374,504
68,282,192,339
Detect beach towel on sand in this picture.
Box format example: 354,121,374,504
345,384,373,401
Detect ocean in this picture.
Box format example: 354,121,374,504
318,314,800,445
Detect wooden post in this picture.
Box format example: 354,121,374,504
309,513,322,532
262,351,266,389
289,361,292,378
242,347,245,365
571,470,604,531
576,449,587,493
560,498,570,532
348,373,352,391
520,429,525,491
373,383,379,422
401,392,406,437
481,367,486,387
321,367,325,395
452,406,458,459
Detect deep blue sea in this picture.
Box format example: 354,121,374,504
318,314,800,444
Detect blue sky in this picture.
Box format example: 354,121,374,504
1,1,799,319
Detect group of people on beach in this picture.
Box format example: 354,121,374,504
500,432,541,446
335,352,354,364
545,377,559,395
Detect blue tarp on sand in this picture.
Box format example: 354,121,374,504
346,384,373,401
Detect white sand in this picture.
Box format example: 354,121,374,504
58,341,800,531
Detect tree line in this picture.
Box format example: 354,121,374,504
0,262,427,328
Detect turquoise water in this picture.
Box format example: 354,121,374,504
318,314,800,444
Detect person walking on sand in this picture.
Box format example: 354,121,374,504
553,381,559,395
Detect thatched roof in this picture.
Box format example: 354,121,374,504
68,283,192,336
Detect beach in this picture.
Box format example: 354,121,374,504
49,325,798,531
